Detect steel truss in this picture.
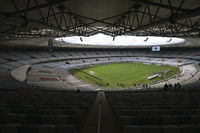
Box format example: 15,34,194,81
0,0,199,39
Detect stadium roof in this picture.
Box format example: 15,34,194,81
0,0,199,40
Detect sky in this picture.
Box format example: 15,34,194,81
56,33,185,46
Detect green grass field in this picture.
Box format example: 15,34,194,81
69,62,179,89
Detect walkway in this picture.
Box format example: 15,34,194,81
80,91,121,133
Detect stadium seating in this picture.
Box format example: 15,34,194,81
0,47,199,90
105,90,200,133
0,89,97,133
0,48,199,70
0,47,200,133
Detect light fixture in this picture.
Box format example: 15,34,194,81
144,37,148,42
113,36,115,41
167,38,172,42
80,37,83,41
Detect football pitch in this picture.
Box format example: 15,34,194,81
69,62,179,89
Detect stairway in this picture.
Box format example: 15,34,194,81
80,91,121,133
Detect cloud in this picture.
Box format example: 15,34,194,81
56,33,185,46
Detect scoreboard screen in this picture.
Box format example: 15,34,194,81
152,46,160,51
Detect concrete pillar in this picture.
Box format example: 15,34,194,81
48,38,54,53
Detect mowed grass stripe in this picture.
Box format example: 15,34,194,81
70,62,178,89
86,64,161,82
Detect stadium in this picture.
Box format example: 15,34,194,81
0,0,200,133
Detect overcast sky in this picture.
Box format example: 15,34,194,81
56,33,185,46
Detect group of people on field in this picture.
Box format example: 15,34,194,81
164,83,181,90
117,83,127,87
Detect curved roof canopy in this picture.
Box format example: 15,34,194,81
0,0,199,39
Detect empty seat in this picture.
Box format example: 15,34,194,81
18,125,38,133
54,115,69,125
123,125,142,133
181,125,200,133
0,114,26,124
119,116,162,125
191,115,200,125
0,124,18,133
162,116,191,125
38,125,56,133
123,125,162,133
142,126,162,133
163,126,181,133
56,125,76,133
25,114,42,125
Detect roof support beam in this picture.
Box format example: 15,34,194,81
8,0,69,16
130,0,189,12
66,12,136,31
0,13,75,35
126,7,200,33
